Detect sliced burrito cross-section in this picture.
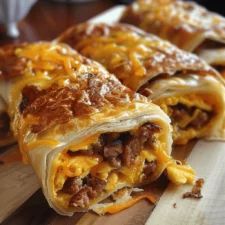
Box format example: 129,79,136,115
0,42,194,215
121,0,225,77
57,23,225,145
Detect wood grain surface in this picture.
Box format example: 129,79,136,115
0,145,39,223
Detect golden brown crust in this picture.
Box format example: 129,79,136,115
121,0,225,51
58,23,216,91
0,42,135,134
22,76,133,133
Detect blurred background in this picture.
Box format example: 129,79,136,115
0,0,224,46
118,0,225,15
187,0,225,15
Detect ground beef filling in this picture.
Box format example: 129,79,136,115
170,103,212,130
61,123,160,208
67,176,106,208
143,161,157,177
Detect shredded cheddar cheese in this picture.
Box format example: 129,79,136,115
141,150,157,162
167,163,195,185
92,192,157,215
91,162,114,180
105,173,119,192
105,193,157,214
54,153,100,192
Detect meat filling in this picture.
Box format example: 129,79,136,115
170,103,212,130
61,177,82,195
139,80,213,132
69,176,106,208
67,123,160,168
60,123,160,209
143,161,157,178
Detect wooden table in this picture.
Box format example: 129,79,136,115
0,0,116,46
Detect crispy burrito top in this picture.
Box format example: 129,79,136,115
58,23,225,145
0,42,194,215
121,0,225,69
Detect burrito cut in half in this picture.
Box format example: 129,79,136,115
0,42,194,215
121,0,225,77
57,23,225,145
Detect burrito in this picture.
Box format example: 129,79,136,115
121,0,225,77
0,42,194,215
57,23,225,145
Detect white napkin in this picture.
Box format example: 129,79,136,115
146,140,225,225
0,0,36,37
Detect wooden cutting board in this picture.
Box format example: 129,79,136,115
0,145,39,223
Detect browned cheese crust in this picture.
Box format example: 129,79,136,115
0,43,138,134
58,23,216,91
121,0,225,51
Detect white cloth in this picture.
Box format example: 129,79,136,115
0,0,36,37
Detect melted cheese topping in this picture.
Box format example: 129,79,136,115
128,0,225,46
8,43,85,156
75,31,158,90
9,42,147,159
135,0,224,30
59,23,213,93
9,43,81,116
